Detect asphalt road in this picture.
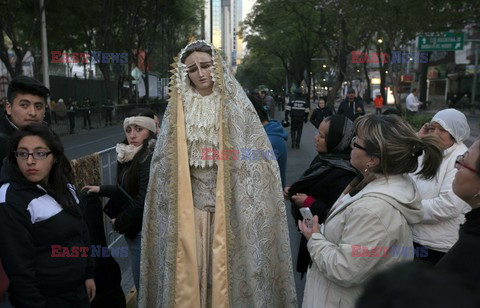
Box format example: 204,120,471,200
61,124,125,160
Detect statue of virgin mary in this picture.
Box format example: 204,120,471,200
139,40,297,308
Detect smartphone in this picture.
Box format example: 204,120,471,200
299,207,314,228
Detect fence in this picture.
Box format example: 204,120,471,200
48,102,167,135
71,146,134,296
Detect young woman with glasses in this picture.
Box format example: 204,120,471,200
298,114,443,308
0,123,95,307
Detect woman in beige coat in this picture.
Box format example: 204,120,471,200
299,115,443,308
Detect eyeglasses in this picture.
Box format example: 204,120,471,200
15,151,52,160
456,154,478,174
351,136,368,152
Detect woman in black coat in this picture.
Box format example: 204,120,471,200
437,139,480,289
310,98,333,129
83,108,156,292
284,115,358,276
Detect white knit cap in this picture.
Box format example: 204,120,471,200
123,116,156,134
432,108,470,143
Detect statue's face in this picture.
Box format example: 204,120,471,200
184,51,214,96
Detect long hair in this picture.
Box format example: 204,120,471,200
354,114,443,179
118,108,156,196
8,123,79,215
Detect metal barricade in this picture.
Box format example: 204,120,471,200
97,146,125,248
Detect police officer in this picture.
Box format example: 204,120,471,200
285,88,309,149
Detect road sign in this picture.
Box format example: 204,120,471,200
131,67,143,80
418,32,464,51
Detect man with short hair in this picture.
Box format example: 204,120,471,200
406,88,422,114
337,88,365,121
0,76,50,172
260,90,276,120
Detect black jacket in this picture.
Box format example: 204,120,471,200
289,154,358,275
0,167,93,308
437,207,480,289
285,94,309,121
337,98,365,122
310,107,333,129
0,114,16,174
99,148,153,238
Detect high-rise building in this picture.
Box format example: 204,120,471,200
202,0,251,69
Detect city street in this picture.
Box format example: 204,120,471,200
56,103,479,305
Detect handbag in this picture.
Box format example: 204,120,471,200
103,186,133,219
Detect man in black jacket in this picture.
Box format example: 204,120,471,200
0,76,50,173
285,89,309,149
337,88,365,121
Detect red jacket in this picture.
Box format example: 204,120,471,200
374,96,384,108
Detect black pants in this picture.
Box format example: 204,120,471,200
68,112,76,134
104,111,112,125
290,119,304,147
83,110,92,128
413,242,446,265
43,285,89,308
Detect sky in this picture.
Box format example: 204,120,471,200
242,0,256,20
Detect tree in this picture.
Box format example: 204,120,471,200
243,0,321,103
0,0,43,78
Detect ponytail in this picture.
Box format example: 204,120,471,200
414,135,444,180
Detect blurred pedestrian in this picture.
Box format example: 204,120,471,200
406,88,422,114
259,89,276,119
54,98,67,123
436,139,480,289
253,102,288,188
412,108,471,265
299,114,443,308
103,97,114,126
310,97,333,129
285,115,358,278
83,108,156,292
373,93,383,115
67,98,77,134
337,88,365,121
285,88,309,149
139,40,296,308
0,76,49,173
0,123,95,307
50,99,57,124
82,97,93,129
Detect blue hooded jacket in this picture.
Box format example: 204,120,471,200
264,120,288,188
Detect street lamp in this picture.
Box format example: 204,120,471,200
377,38,383,44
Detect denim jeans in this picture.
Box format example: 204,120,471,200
125,233,142,291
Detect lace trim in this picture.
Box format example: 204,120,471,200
184,88,220,168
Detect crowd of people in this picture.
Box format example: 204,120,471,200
0,40,479,308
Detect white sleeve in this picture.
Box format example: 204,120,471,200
307,202,392,287
421,167,470,223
